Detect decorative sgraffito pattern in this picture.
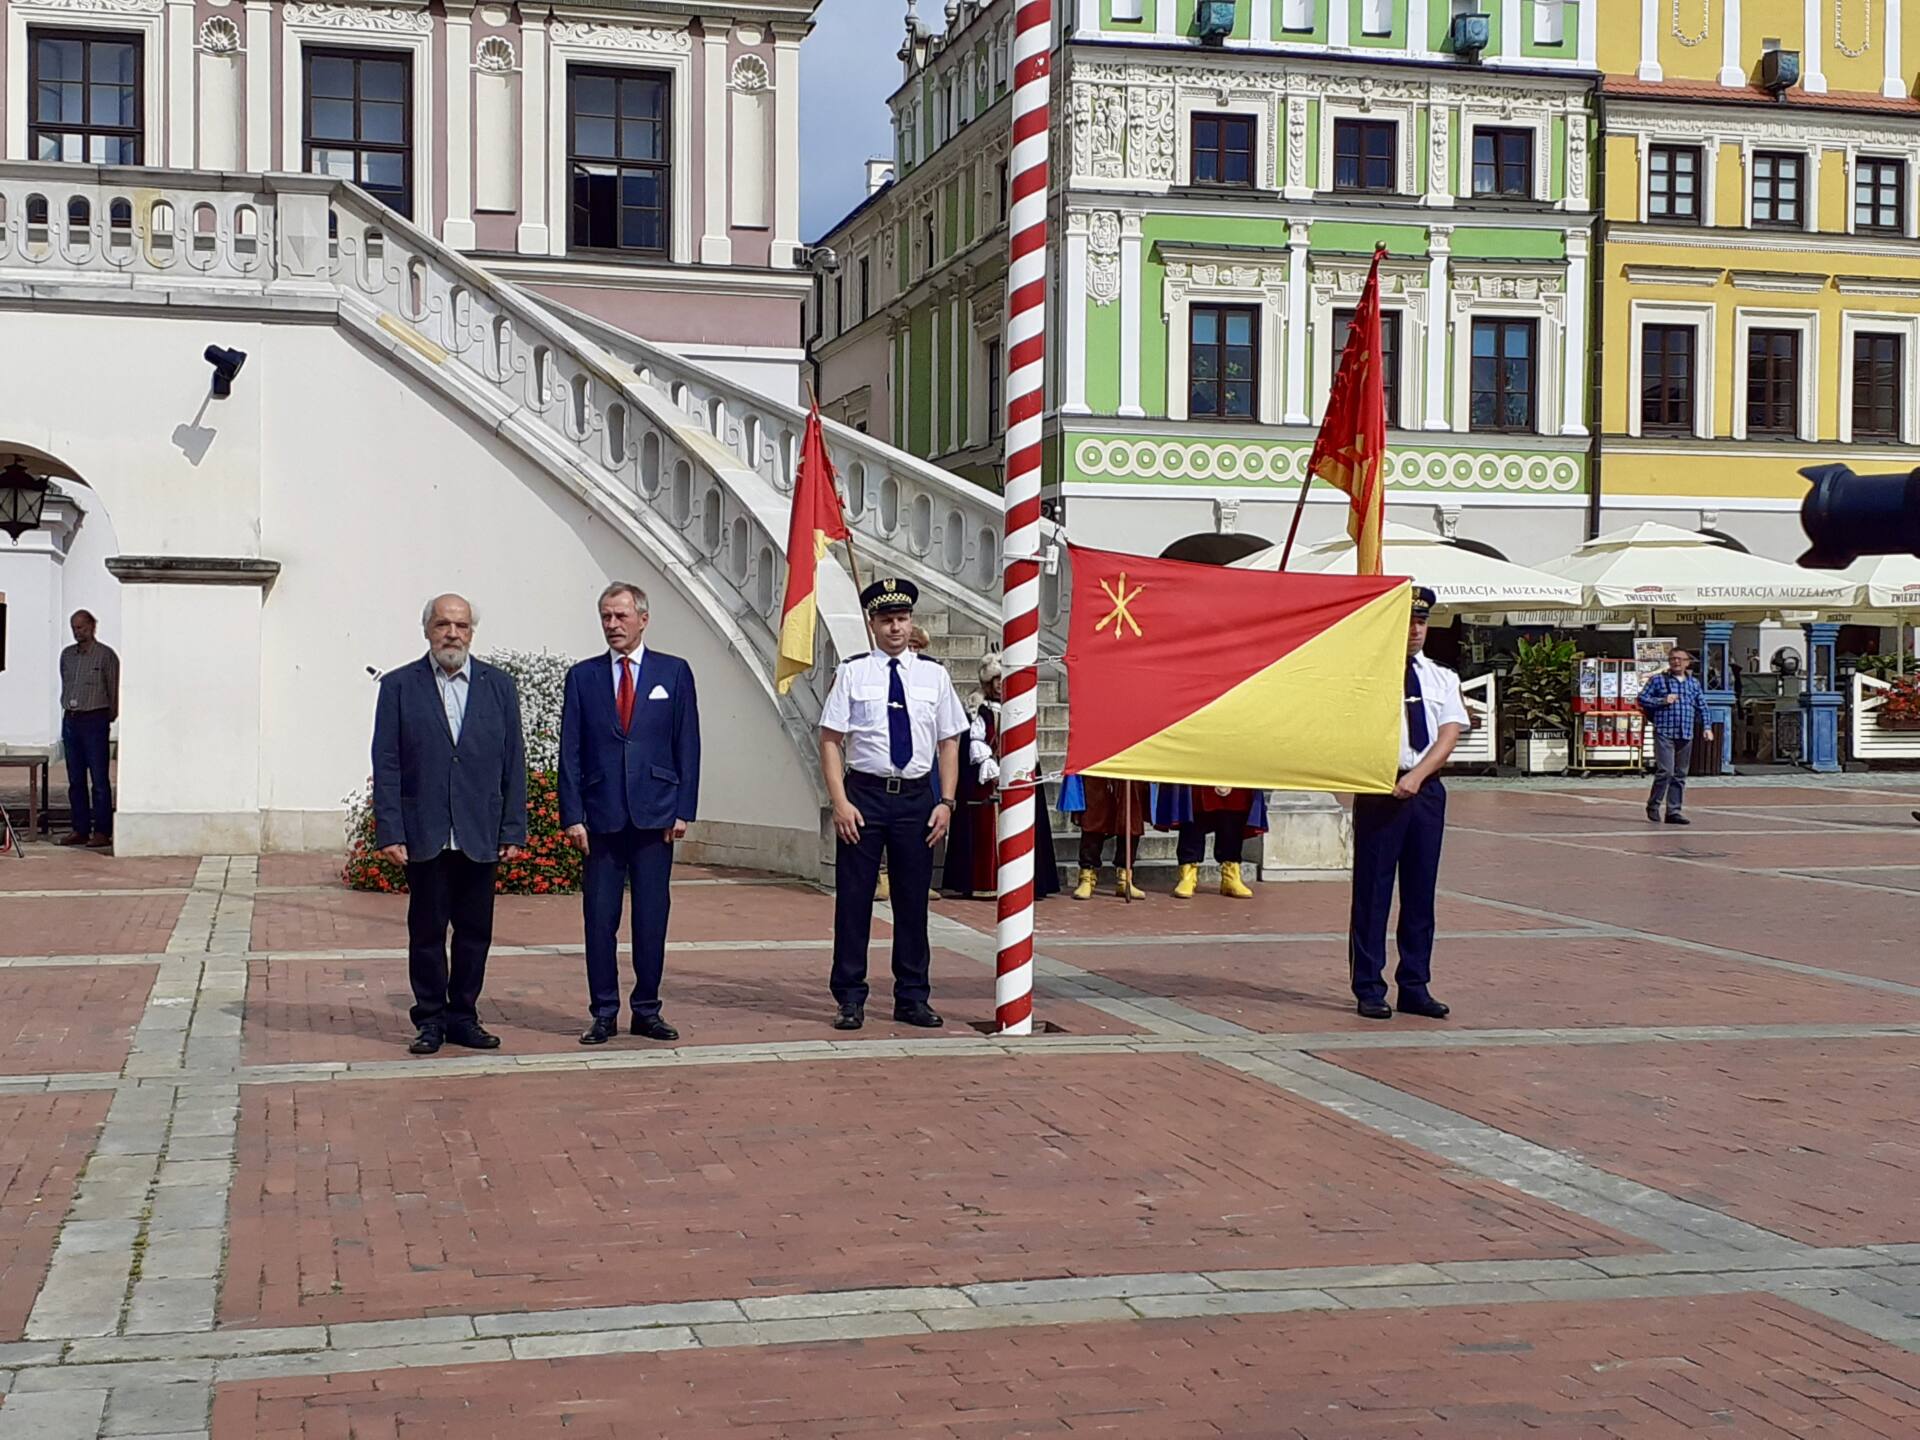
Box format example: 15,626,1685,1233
1072,437,1586,493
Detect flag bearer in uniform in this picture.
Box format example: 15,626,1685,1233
1348,586,1467,1022
1154,785,1268,899
819,578,968,1031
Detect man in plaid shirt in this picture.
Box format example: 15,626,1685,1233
1638,648,1715,825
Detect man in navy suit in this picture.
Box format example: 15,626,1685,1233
560,582,701,1045
372,594,528,1055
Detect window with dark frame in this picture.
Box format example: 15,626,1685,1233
1472,128,1533,198
986,338,1003,439
1852,331,1903,439
1746,328,1801,436
923,211,937,273
1639,323,1696,433
29,28,143,164
568,66,670,253
1647,144,1702,223
1333,118,1397,193
1332,307,1402,427
304,47,412,218
1855,156,1906,232
1188,304,1259,420
833,275,845,331
1751,151,1804,228
858,255,871,321
996,159,1009,222
1470,318,1537,432
1191,111,1255,187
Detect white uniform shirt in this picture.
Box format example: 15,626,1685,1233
1401,651,1470,772
820,648,969,779
432,655,472,853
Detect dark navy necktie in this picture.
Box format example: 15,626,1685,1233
1405,659,1431,752
887,658,913,771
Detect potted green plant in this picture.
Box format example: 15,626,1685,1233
1504,634,1581,774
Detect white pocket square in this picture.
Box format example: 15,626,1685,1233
648,685,670,700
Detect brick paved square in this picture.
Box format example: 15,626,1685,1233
0,852,197,891
249,879,862,953
0,892,183,956
220,1055,1639,1327
242,946,1135,1064
1065,932,1920,1035
209,1294,1920,1438
1328,1038,1920,1247
1794,866,1920,894
0,1091,112,1341
0,964,157,1075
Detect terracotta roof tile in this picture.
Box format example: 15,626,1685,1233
1603,76,1920,114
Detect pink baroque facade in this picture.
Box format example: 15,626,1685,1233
0,0,816,393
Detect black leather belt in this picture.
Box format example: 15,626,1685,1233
850,771,920,794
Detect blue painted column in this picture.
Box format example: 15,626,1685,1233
1700,621,1736,772
1800,622,1842,773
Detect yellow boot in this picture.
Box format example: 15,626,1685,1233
1219,861,1254,899
1172,863,1199,899
875,871,891,902
1072,867,1097,900
1115,869,1146,900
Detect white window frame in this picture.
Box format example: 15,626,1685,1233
1845,148,1916,239
1161,259,1287,424
543,35,693,265
281,9,435,226
1280,0,1315,31
1176,94,1270,190
1533,0,1567,44
1464,114,1548,202
1627,301,1716,439
1322,101,1413,197
1452,300,1562,436
1638,134,1716,226
1311,286,1426,428
1731,308,1818,442
1838,311,1920,445
1742,141,1819,234
7,3,166,164
1360,0,1393,36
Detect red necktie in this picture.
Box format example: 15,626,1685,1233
617,656,635,733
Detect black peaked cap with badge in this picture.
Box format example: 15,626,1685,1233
862,577,918,615
1410,585,1436,619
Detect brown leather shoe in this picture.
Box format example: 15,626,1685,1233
85,834,114,850
59,831,90,846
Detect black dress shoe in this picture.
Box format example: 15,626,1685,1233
1397,994,1451,1020
1646,807,1661,823
578,1017,617,1046
445,1021,501,1050
893,1003,943,1028
833,1004,864,1031
1356,1000,1392,1020
1665,812,1691,825
408,1027,444,1055
630,1015,680,1041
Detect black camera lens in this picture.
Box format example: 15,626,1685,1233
1797,464,1920,568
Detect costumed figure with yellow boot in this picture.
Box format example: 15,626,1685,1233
1059,774,1150,899
1151,785,1267,899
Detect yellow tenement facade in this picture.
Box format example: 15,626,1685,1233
1598,1,1920,555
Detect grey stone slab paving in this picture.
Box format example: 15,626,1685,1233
1127,1290,1340,1320
507,1328,700,1361
962,1273,1216,1307
0,1388,110,1439
920,1299,1138,1331
99,1382,208,1437
738,1287,972,1320
472,1301,745,1337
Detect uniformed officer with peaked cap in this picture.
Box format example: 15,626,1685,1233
818,577,969,1030
1348,585,1468,1022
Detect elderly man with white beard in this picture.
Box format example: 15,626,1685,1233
372,594,528,1055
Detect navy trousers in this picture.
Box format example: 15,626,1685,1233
1348,778,1447,1006
583,826,675,1021
832,773,936,1009
1176,814,1246,866
404,852,496,1030
62,708,113,837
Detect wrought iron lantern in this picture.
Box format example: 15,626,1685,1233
0,456,51,542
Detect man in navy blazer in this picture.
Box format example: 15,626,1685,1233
560,582,701,1045
373,594,528,1055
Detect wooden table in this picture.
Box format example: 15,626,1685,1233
0,752,55,837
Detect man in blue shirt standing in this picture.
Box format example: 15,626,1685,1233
1637,647,1715,826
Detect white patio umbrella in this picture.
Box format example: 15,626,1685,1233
1534,522,1857,613
1831,553,1920,671
1231,522,1585,611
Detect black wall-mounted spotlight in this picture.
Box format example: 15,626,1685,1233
204,345,248,399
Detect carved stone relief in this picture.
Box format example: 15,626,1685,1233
549,21,692,53
1087,211,1121,306
283,3,433,32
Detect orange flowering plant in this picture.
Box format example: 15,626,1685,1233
341,651,583,895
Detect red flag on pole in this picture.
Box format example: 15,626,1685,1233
1302,246,1389,574
775,405,851,695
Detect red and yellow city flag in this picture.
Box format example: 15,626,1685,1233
775,404,851,695
1307,246,1389,574
1064,545,1407,794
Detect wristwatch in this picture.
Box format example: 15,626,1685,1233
935,797,956,809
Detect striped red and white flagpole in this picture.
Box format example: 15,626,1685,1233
994,0,1052,1036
